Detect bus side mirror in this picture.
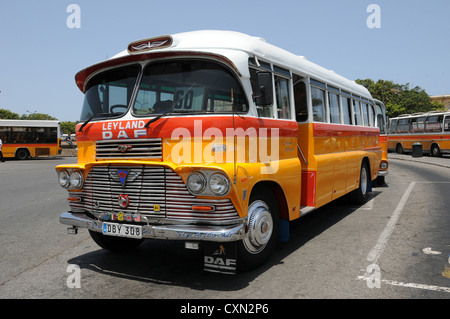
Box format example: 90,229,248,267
255,72,273,107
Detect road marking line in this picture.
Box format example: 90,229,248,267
383,279,450,293
366,181,416,264
359,181,450,293
422,247,442,255
357,276,450,293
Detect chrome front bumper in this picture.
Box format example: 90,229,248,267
377,170,389,177
60,212,246,242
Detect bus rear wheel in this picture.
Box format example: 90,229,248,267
237,187,279,271
430,144,442,157
350,161,370,205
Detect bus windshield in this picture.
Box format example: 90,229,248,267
80,65,140,121
133,59,248,116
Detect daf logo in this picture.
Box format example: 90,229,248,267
118,144,133,153
118,194,130,209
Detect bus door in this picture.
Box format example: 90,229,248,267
293,76,314,208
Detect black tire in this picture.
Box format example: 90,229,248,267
430,144,442,157
237,187,279,271
15,148,29,160
350,161,370,205
89,230,144,252
396,144,403,154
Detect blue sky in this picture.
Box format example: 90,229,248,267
0,0,449,121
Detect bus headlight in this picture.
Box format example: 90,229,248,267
187,172,206,194
380,161,388,170
58,170,70,188
69,170,84,189
209,173,230,196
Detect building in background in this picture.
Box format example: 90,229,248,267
430,95,450,111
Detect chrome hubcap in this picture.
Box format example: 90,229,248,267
361,166,368,195
243,200,273,254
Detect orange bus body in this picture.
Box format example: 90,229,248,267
0,120,61,160
388,112,450,156
56,31,381,273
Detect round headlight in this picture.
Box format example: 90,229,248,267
58,170,70,188
380,162,388,170
187,172,206,194
69,171,84,189
209,173,230,196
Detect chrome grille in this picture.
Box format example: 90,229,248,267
68,165,239,224
96,138,162,159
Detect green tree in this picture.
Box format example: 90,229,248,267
0,108,20,119
60,121,77,134
356,79,445,117
20,112,57,120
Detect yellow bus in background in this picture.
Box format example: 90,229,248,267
0,120,61,159
56,31,382,273
388,111,450,156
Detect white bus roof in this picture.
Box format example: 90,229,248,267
0,120,60,127
83,30,371,99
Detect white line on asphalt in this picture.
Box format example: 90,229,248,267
382,279,450,293
356,276,450,293
359,181,450,294
366,181,416,264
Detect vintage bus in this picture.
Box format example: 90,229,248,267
388,111,450,156
374,99,388,184
0,120,61,159
57,31,382,273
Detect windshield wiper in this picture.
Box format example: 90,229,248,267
144,110,206,128
144,111,173,129
79,113,115,132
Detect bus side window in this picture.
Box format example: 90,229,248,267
341,96,352,124
397,118,410,133
377,114,385,134
389,119,397,133
362,103,369,126
311,86,326,122
328,92,341,124
293,77,307,122
445,117,450,132
275,76,291,119
425,115,443,133
368,104,375,126
353,100,362,125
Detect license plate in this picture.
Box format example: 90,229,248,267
102,222,142,239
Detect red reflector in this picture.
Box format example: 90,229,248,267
67,197,81,202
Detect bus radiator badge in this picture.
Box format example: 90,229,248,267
118,194,130,209
118,144,133,153
109,169,142,188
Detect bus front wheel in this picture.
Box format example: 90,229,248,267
237,187,279,271
15,149,29,160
